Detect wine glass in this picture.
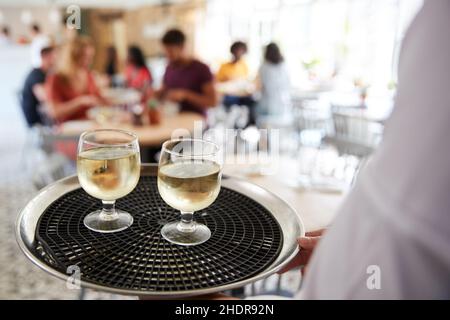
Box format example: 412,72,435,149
157,138,222,246
77,129,141,233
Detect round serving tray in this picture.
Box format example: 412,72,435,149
16,164,304,298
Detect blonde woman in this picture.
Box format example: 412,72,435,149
45,36,106,123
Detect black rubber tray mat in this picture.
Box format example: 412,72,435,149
35,176,283,292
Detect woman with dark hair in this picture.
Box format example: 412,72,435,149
256,42,292,124
105,46,118,78
264,43,284,64
124,45,153,93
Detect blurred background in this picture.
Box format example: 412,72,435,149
0,0,423,299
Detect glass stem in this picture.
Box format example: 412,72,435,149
100,200,118,221
177,211,196,233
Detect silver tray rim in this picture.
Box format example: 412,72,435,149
16,164,304,298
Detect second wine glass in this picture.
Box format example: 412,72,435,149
157,138,222,246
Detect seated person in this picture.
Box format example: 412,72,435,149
217,41,249,83
21,46,56,127
255,43,292,125
104,46,119,87
45,36,106,123
156,29,217,115
0,26,12,46
124,45,153,94
216,41,255,123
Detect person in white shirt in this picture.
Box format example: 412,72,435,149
206,0,449,301
30,24,51,68
284,0,450,299
256,43,292,126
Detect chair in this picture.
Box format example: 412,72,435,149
293,100,332,148
29,126,78,190
16,90,72,188
16,89,40,173
323,106,383,158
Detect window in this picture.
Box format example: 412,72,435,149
197,0,423,90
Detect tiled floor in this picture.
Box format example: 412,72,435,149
0,102,77,299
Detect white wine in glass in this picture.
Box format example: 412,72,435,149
77,129,140,233
78,147,140,201
157,139,222,246
158,160,221,213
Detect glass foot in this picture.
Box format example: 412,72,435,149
83,209,133,233
161,221,211,246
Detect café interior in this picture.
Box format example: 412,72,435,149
2,0,442,300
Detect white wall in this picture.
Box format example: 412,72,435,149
0,6,62,40
0,45,32,134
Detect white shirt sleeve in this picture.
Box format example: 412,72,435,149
297,0,450,299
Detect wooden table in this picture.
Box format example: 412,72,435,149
58,112,204,147
58,116,343,231
101,88,141,105
223,156,345,232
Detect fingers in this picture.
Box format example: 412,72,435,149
277,232,324,274
277,249,311,274
305,229,326,237
298,236,320,250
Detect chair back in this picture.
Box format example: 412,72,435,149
324,106,383,158
30,126,78,189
